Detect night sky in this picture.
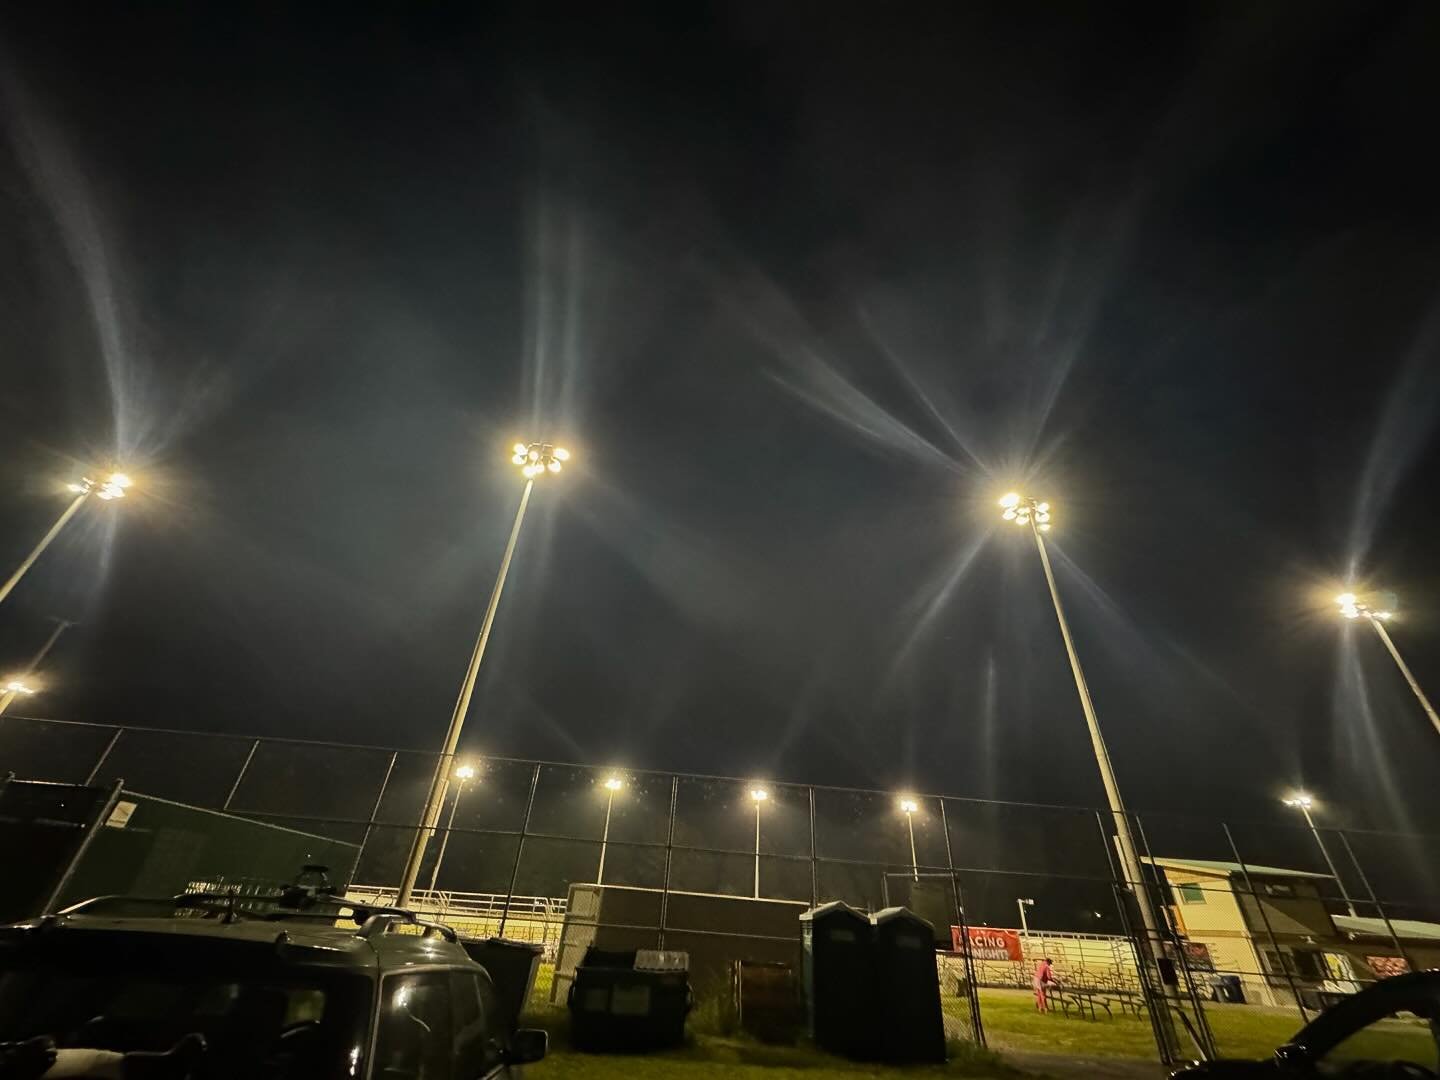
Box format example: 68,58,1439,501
2,3,1439,842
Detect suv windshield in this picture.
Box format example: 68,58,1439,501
0,931,371,1080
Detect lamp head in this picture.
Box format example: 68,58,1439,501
513,442,571,478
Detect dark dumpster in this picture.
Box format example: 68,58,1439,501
567,947,692,1051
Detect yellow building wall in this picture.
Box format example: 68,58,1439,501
1163,866,1281,1006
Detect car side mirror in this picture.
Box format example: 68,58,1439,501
506,1028,548,1065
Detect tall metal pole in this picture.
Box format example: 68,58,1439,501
1028,521,1175,1044
754,801,762,899
0,619,73,717
398,479,534,905
1369,618,1440,739
1031,526,1158,930
596,789,615,885
1017,898,1032,937
0,495,89,610
426,775,467,897
1297,803,1357,917
905,811,919,881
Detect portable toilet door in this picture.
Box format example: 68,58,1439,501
799,901,876,1060
871,907,946,1063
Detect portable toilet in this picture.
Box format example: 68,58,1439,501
799,901,875,1059
871,907,946,1063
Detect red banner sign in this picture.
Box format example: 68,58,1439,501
951,926,1023,961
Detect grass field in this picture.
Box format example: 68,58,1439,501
949,988,1437,1065
524,967,1027,1078
524,965,1435,1074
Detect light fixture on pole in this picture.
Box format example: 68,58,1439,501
898,797,920,881
0,472,132,610
999,491,1181,1054
1017,897,1035,938
1282,792,1357,918
397,441,571,906
596,775,624,886
1335,594,1440,740
750,787,769,899
425,762,479,898
0,619,74,718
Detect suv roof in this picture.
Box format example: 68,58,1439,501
0,894,481,974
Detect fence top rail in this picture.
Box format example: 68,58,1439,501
6,711,1439,841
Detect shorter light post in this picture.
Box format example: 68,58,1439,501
1337,594,1440,740
596,775,624,885
425,763,477,898
1283,792,1357,918
1017,897,1035,938
0,619,74,718
899,797,920,881
750,787,769,899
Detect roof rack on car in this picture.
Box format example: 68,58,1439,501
355,912,458,942
49,882,461,943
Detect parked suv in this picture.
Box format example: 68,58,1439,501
0,891,547,1079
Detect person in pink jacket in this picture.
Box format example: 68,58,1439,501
1033,956,1058,1012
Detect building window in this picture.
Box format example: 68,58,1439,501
1175,883,1207,905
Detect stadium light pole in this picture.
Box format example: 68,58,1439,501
0,472,132,610
1282,793,1358,918
1336,594,1440,740
0,619,74,717
596,775,623,886
750,787,769,899
899,797,920,881
397,442,570,907
1017,897,1035,938
999,493,1174,1031
425,763,477,897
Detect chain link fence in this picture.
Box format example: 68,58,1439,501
3,713,1437,1066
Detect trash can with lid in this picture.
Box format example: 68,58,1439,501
1210,974,1245,1004
461,938,545,1032
870,907,946,1063
567,947,693,1051
799,901,876,1059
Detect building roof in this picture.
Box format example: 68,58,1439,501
1144,857,1334,881
1333,915,1440,943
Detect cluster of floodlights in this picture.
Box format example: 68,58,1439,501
1335,593,1392,621
511,442,570,479
998,492,1052,531
67,472,133,501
